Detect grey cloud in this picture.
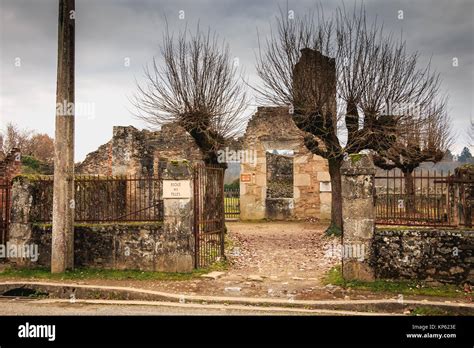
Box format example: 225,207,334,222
0,0,473,160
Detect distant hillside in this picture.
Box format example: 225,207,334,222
224,162,240,184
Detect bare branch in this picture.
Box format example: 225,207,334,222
132,23,248,164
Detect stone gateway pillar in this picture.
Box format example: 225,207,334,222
341,154,376,281
158,160,195,272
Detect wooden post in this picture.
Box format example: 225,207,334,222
52,0,75,273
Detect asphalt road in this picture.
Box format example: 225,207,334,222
0,298,316,316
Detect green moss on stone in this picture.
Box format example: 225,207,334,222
348,153,364,164
13,174,52,183
325,223,342,236
32,222,163,230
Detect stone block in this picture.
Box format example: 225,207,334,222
294,155,309,164
342,198,374,219
319,203,331,221
320,192,332,204
240,182,247,195
304,208,318,216
255,174,266,187
342,259,374,281
293,186,300,199
175,253,194,272
343,218,374,239
317,171,331,182
294,173,311,186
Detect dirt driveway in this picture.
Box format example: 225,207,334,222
211,221,340,299
226,221,337,280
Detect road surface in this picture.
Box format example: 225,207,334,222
0,297,387,316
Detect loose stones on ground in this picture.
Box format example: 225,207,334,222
201,271,226,280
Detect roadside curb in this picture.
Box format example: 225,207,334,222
0,281,472,315
33,298,395,316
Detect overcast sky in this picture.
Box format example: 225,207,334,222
1,0,473,161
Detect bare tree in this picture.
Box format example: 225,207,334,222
0,122,55,164
0,122,32,159
132,24,248,166
255,5,443,233
374,99,452,211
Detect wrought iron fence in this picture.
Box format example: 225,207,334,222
32,175,163,223
375,169,473,227
224,187,240,219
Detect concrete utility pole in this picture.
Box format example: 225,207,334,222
52,0,75,273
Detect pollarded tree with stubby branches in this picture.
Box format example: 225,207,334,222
373,99,452,212
132,25,248,166
255,5,444,234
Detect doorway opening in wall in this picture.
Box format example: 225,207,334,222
224,162,240,220
266,150,294,219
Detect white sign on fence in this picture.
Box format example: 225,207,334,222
162,180,191,199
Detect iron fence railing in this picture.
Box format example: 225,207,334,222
375,169,473,227
31,175,163,223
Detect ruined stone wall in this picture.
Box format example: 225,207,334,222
76,123,203,176
111,125,155,176
240,106,331,220
75,142,112,175
372,228,474,284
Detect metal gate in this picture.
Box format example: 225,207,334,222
193,165,225,268
224,187,240,220
0,178,11,244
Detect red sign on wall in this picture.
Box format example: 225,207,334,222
240,173,252,183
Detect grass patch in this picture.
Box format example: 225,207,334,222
0,262,228,282
323,266,464,298
325,223,342,237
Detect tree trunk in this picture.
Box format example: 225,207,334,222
403,169,415,215
327,157,343,234
52,0,75,273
